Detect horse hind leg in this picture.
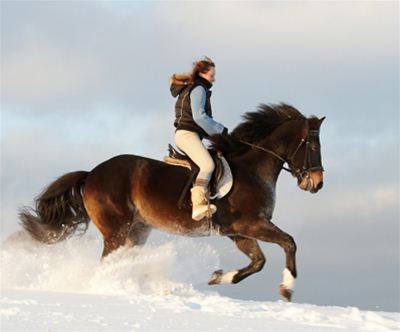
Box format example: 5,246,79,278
125,219,152,248
84,197,133,258
208,236,265,285
100,219,151,259
102,229,129,258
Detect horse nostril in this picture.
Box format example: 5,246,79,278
316,181,323,190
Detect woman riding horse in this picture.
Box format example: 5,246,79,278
19,102,325,302
171,56,228,221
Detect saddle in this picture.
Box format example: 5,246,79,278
164,144,233,209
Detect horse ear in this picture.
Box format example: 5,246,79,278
317,116,326,128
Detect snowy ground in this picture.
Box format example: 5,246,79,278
1,232,399,331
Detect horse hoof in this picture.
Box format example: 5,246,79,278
208,269,224,285
279,284,293,302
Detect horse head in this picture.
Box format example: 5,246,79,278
287,116,325,194
212,104,326,194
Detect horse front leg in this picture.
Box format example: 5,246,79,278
233,219,297,302
208,236,265,285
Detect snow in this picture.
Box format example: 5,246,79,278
1,231,399,331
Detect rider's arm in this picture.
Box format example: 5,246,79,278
190,86,225,136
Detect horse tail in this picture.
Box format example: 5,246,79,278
19,171,90,244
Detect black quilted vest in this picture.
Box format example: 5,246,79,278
171,77,213,138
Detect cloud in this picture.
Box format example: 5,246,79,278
155,1,397,64
3,39,105,107
2,1,398,117
2,1,166,113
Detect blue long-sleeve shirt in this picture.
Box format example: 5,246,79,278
190,86,225,136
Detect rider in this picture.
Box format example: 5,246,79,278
170,56,228,221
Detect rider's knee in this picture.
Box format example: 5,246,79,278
203,158,215,174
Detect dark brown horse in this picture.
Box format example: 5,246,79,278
20,103,325,302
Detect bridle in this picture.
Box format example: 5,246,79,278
239,120,324,181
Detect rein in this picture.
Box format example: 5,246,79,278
239,121,322,177
239,140,292,173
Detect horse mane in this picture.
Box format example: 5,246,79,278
210,103,305,155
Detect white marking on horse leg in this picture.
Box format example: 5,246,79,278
282,268,296,290
219,270,239,284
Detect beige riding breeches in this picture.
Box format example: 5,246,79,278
175,130,215,188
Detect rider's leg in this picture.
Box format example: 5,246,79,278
175,130,217,220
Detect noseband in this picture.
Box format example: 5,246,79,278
239,120,324,182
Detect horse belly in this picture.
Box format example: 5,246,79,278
150,218,213,237
130,159,216,237
135,205,212,237
132,189,211,237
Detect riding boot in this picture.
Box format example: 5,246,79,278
190,186,217,221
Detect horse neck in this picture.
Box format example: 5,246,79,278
240,119,303,183
236,144,284,185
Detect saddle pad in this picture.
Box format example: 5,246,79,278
209,156,233,200
163,156,191,169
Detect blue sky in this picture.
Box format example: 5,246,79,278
1,1,399,312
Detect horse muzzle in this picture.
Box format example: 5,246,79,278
297,170,324,193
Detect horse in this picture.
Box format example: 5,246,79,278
19,103,325,302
